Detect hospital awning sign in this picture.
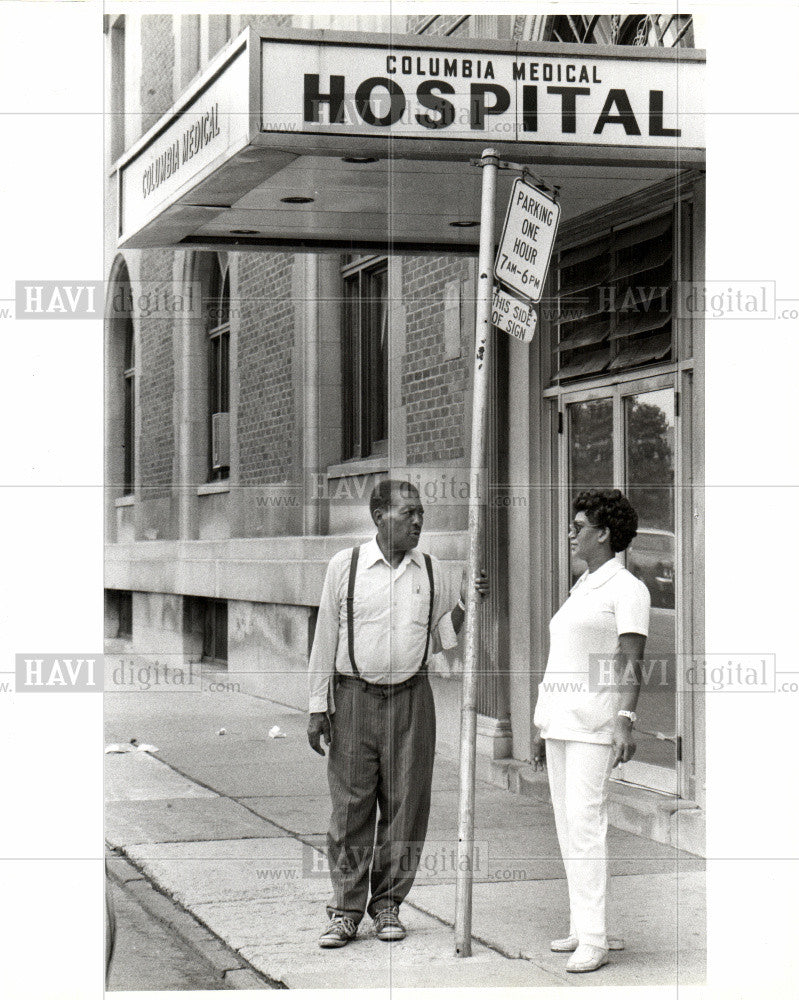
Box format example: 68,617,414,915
494,179,560,303
262,38,703,148
116,29,704,252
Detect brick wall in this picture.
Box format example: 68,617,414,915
401,11,473,468
237,253,296,485
138,250,176,497
402,256,471,465
140,15,174,133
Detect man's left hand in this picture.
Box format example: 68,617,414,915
460,567,489,604
611,719,636,767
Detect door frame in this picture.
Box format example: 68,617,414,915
553,371,686,795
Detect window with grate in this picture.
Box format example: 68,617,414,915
546,14,694,47
553,212,675,382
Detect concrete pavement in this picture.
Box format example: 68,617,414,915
106,853,273,990
105,664,705,989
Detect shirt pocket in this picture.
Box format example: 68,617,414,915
412,593,431,625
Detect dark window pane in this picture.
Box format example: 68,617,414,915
123,374,134,494
568,398,614,491
219,332,229,412
368,266,388,446
207,256,223,331
340,259,388,461
219,270,230,327
123,316,134,369
567,397,613,581
342,273,360,459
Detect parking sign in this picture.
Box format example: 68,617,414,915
494,178,560,303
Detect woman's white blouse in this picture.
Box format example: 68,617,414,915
534,557,651,745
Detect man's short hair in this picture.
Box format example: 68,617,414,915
369,479,420,519
572,488,638,553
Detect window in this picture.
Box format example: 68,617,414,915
554,212,674,383
341,255,388,461
123,312,135,495
108,257,135,499
546,14,694,48
206,255,230,480
202,598,228,666
107,15,126,161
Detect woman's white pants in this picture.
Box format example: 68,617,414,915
545,738,615,949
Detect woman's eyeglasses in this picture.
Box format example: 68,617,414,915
568,520,599,536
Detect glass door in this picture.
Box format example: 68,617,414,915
561,376,680,794
617,384,678,792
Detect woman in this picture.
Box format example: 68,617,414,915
533,488,650,973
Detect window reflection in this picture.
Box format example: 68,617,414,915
625,389,675,610
567,397,612,581
624,388,676,768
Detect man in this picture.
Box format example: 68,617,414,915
307,479,486,948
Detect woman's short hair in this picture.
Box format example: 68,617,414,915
573,488,638,553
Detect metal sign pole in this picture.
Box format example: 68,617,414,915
454,147,499,958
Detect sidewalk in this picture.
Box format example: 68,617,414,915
105,669,705,990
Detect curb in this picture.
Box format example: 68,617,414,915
106,848,286,990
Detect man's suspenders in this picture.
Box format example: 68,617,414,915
420,552,435,671
345,546,361,678
345,545,435,679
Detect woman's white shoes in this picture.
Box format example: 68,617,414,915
551,935,625,952
565,944,609,973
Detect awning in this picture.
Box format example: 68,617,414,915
115,27,705,254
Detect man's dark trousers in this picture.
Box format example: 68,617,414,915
326,673,436,921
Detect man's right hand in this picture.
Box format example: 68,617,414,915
307,712,331,756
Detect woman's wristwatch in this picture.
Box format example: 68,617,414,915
617,710,637,724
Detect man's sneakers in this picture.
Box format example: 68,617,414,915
318,915,358,949
373,906,406,941
565,944,609,973
318,908,406,948
551,934,625,953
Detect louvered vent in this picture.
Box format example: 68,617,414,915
554,213,674,381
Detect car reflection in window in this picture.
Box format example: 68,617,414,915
627,528,675,610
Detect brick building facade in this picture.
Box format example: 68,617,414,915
105,13,705,853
